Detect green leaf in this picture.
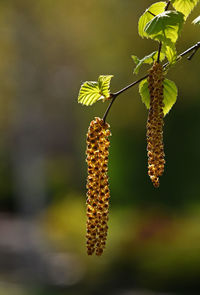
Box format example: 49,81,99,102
138,2,167,38
132,51,165,74
139,78,178,116
78,75,113,106
139,79,151,109
162,40,177,64
171,0,200,19
78,81,101,106
163,79,178,114
192,15,200,24
98,75,113,99
144,11,185,44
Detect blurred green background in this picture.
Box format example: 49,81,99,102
0,0,199,294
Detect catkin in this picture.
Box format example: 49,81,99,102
86,117,111,256
147,61,165,188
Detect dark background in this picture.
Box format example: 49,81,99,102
0,0,199,294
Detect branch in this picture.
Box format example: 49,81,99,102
103,41,200,123
163,41,200,69
103,75,147,122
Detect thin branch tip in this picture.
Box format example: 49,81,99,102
102,41,200,122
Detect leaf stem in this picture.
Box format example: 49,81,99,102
157,42,162,63
102,41,200,123
147,11,156,17
157,1,171,63
165,0,171,11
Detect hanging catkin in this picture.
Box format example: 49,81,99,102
147,61,165,188
86,117,111,256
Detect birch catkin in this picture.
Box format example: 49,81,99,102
147,61,165,188
86,117,111,256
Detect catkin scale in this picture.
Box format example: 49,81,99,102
147,62,165,188
86,117,111,255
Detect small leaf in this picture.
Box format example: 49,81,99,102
78,75,113,106
192,15,200,25
139,79,151,109
163,79,178,115
78,81,101,106
139,78,178,116
144,11,185,44
138,2,167,38
98,75,113,100
132,51,165,74
131,55,140,66
171,0,200,19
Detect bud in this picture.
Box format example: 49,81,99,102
147,62,165,188
86,117,111,255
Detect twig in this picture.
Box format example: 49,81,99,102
187,42,200,60
102,95,117,123
103,75,147,123
163,41,200,69
102,41,200,123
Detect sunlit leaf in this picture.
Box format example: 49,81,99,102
139,78,178,116
138,2,167,38
78,81,100,106
144,11,185,44
98,75,113,100
132,51,165,74
78,75,113,106
171,0,200,19
162,40,177,64
192,15,200,24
